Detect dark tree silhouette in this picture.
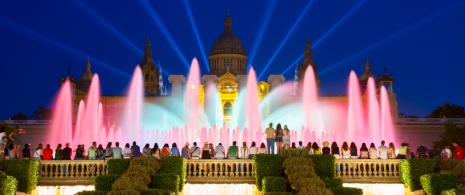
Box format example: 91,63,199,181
10,112,28,120
427,103,465,118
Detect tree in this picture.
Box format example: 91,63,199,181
33,106,52,120
10,112,28,120
433,121,465,152
427,103,465,118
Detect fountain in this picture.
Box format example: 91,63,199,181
48,58,397,154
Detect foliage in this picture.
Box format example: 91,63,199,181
323,178,343,191
10,112,28,120
75,190,108,195
283,157,317,184
0,174,18,195
261,192,294,195
420,173,457,195
253,154,284,191
141,189,176,195
262,176,287,192
152,173,180,193
309,155,336,178
400,158,436,191
452,161,465,177
427,103,465,118
441,188,465,195
118,171,151,186
434,122,465,153
94,175,119,191
0,157,5,170
106,159,131,176
295,178,333,195
278,148,310,158
33,106,52,119
331,187,363,195
441,159,461,171
127,165,157,177
131,156,161,173
108,189,141,195
4,159,41,193
159,156,187,191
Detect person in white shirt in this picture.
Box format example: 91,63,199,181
191,142,200,159
34,143,43,160
249,141,258,159
369,143,378,159
214,143,225,159
378,140,389,159
297,141,306,150
240,142,249,159
259,143,267,154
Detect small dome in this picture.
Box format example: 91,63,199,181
359,57,376,81
78,59,93,82
210,15,246,56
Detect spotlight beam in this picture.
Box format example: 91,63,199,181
140,0,190,69
182,0,209,72
313,0,367,48
258,0,315,80
281,54,303,75
0,15,130,78
247,0,278,69
72,0,143,55
320,1,465,75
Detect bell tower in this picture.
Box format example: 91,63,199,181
140,38,159,96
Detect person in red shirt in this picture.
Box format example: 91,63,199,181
43,144,54,160
452,141,465,160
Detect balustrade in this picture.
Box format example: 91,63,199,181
39,160,106,185
335,159,401,183
186,159,256,184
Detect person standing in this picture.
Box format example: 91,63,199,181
264,123,275,154
416,144,429,159
275,124,284,153
131,141,141,158
378,140,389,160
43,144,53,160
112,142,122,159
88,142,97,160
214,143,225,159
62,143,72,160
9,126,26,159
452,141,465,160
429,145,441,158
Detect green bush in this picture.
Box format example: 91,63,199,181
152,173,180,193
142,189,176,195
254,154,284,191
131,156,161,172
108,189,141,195
441,159,461,171
292,177,327,192
94,174,120,191
323,178,343,191
75,190,108,195
128,165,156,177
0,174,18,195
400,158,436,191
4,159,40,193
309,155,336,178
261,192,294,195
278,148,310,158
159,156,186,191
441,188,465,195
106,159,131,176
112,175,149,191
0,157,5,170
332,187,363,195
120,171,152,184
283,157,317,184
262,176,287,192
420,173,457,195
452,161,465,177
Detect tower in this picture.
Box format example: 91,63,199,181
140,38,159,96
359,56,376,93
298,39,320,90
75,57,93,93
377,67,399,123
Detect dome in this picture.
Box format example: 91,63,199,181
210,15,246,56
78,59,93,82
359,57,376,81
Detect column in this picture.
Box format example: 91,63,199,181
168,75,186,98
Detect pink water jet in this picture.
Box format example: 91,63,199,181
366,78,380,142
48,79,73,148
121,66,144,142
347,71,365,143
302,66,320,141
381,86,395,145
243,67,262,146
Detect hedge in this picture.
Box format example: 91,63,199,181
75,190,108,195
108,189,140,195
159,156,186,191
261,193,294,195
323,178,343,191
152,173,180,193
142,189,176,195
400,158,436,191
254,154,284,191
262,176,287,192
106,159,131,176
441,159,461,171
4,159,41,194
0,174,18,195
94,174,120,191
309,155,336,178
452,161,465,177
420,173,457,195
332,187,363,195
441,188,465,195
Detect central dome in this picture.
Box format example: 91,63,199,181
210,15,246,56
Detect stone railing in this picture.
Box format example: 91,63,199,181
335,159,401,183
186,159,256,184
39,160,106,185
399,118,465,125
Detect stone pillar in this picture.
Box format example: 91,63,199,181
168,75,186,98
267,75,285,91
235,75,248,90
201,75,219,125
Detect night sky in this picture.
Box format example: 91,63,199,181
1,0,464,119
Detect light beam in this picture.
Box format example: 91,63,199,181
183,0,210,72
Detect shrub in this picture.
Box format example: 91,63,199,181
441,159,461,171
152,173,180,193
441,188,465,195
292,177,326,192
0,157,5,170
309,155,336,178
254,154,284,191
283,157,317,184
112,175,149,191
106,159,131,176
4,159,41,193
120,171,152,184
108,189,141,195
332,187,363,195
142,189,176,195
131,156,161,172
94,174,120,191
261,193,294,195
278,148,310,158
400,158,436,191
420,173,457,195
452,161,465,177
262,176,287,192
0,174,18,195
159,156,187,191
323,178,343,191
128,165,156,177
75,190,108,195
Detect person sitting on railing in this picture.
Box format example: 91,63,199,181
63,143,72,160
171,143,180,157
378,141,388,160
249,142,258,159
214,143,225,159
416,144,429,159
181,142,191,159
34,143,43,160
396,143,409,159
388,142,396,159
259,143,267,154
209,143,215,159
312,142,321,155
369,143,378,159
152,143,161,160
143,143,152,157
227,141,239,159
96,144,104,160
131,141,141,158
201,142,210,159
104,142,113,160
160,143,171,157
74,144,85,160
88,142,97,160
341,142,350,159
21,144,30,159
429,145,440,159
191,142,200,159
306,142,313,155
322,141,330,155
350,142,358,159
297,141,305,150
43,144,53,160
359,143,369,159
123,143,132,159
240,142,249,159
331,142,340,159
291,142,297,149
112,142,122,159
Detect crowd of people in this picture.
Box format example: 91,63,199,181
1,124,465,161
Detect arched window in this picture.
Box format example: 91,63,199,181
224,102,232,116
145,74,149,81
